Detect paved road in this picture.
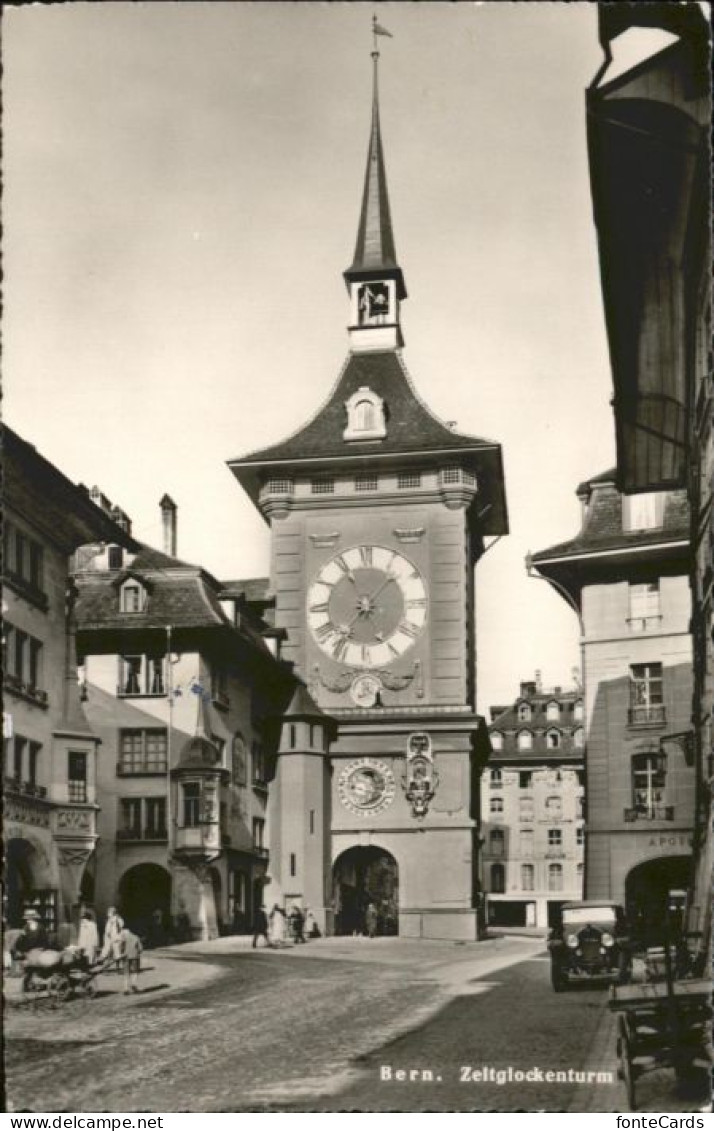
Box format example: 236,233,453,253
5,936,708,1113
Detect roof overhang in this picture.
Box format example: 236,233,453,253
228,443,508,536
531,537,689,608
586,36,710,493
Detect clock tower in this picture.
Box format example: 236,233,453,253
229,44,508,940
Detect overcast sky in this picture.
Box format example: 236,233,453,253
4,2,621,713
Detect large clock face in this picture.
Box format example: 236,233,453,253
307,544,427,668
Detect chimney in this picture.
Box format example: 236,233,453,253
535,669,543,693
160,495,177,557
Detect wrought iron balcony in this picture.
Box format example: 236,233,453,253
628,704,666,726
624,805,674,822
4,776,47,799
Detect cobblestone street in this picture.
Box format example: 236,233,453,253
5,935,708,1113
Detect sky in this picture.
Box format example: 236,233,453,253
4,2,622,714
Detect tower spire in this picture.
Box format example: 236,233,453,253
344,24,406,351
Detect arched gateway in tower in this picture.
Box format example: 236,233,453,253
228,41,508,941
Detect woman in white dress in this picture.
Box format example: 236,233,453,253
269,904,286,947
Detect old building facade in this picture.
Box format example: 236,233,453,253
532,473,694,935
482,679,585,930
228,48,507,940
74,500,294,940
3,428,133,942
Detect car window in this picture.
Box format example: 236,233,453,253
562,907,617,925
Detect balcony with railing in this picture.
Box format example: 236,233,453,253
628,704,666,727
624,805,675,822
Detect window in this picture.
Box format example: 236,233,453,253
232,733,247,785
622,492,665,532
357,283,390,325
108,545,124,570
521,864,535,891
489,768,502,788
4,623,45,696
4,521,45,598
120,798,142,839
355,400,375,431
343,386,386,440
518,703,532,722
491,732,503,751
546,730,561,749
546,701,560,721
311,478,335,495
519,797,534,822
145,798,167,839
289,724,297,749
576,826,585,846
252,817,265,849
28,741,41,787
267,477,293,494
252,740,267,784
211,664,228,704
574,728,584,748
442,467,461,484
13,736,26,781
490,863,505,894
632,751,667,816
290,853,297,877
548,863,563,892
120,580,147,613
118,655,166,697
629,581,661,630
490,797,504,815
545,796,562,817
182,782,201,828
489,829,504,857
119,729,168,774
547,828,562,849
574,699,584,721
398,472,421,490
520,829,534,856
310,809,315,835
629,663,664,724
355,474,378,492
519,771,533,789
517,730,533,750
211,734,226,767
68,751,87,803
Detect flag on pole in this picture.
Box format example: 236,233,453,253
374,21,393,38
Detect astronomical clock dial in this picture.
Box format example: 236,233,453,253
307,544,427,669
338,757,396,815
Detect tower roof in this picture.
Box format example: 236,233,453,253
344,51,406,300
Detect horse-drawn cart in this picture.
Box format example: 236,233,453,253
610,970,711,1109
19,947,102,1007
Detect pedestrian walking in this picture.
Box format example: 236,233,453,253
77,910,99,964
269,903,286,947
252,905,270,948
118,925,143,994
365,902,378,939
289,904,305,944
101,906,124,966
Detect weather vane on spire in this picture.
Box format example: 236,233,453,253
372,13,393,56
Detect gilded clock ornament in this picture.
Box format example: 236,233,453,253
307,544,427,669
338,757,396,815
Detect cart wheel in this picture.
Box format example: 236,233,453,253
48,973,72,1006
617,1016,637,1111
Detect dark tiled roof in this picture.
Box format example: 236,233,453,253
533,471,689,562
130,544,202,572
219,577,272,603
231,352,496,465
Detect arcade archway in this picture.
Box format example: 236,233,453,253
118,863,171,938
332,846,398,936
625,856,691,946
5,838,52,928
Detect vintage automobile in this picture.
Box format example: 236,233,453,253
548,901,631,991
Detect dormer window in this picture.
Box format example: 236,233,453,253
120,579,147,613
622,492,665,532
546,700,560,721
574,699,584,721
343,387,386,441
517,730,533,751
546,729,562,749
517,702,531,722
491,731,503,751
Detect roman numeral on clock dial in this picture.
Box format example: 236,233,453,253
358,546,373,568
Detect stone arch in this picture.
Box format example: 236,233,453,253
4,837,54,928
624,855,691,946
118,862,172,938
332,845,398,936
